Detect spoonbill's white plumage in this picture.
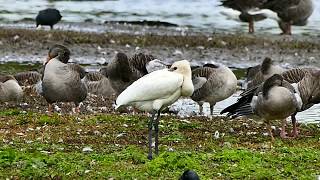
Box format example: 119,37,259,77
115,60,194,160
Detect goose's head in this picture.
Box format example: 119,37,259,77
261,57,273,75
262,74,283,98
169,60,192,77
46,44,70,64
115,52,129,68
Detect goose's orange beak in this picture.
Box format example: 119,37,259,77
44,55,52,65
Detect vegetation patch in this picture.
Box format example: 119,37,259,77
0,109,319,179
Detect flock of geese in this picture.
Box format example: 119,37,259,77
220,0,314,34
0,0,317,161
1,44,320,159
34,0,314,35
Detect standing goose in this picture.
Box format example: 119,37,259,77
116,60,194,160
250,0,314,35
0,75,23,102
106,52,155,95
220,0,267,33
191,64,237,115
36,8,62,29
246,57,285,89
41,44,87,113
221,68,320,139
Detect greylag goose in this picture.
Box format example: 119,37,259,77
0,75,23,102
246,57,285,89
41,44,87,113
191,63,237,115
250,0,314,35
220,0,267,33
221,68,320,139
105,52,155,95
36,8,62,29
116,60,194,160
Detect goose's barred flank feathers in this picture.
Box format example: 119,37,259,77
129,53,155,75
192,67,214,79
281,68,309,83
14,71,41,86
84,71,105,81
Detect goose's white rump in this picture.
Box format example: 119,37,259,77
116,69,185,112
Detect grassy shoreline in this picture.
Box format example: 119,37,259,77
0,109,319,179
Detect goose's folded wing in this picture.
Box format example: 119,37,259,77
68,64,87,79
116,70,183,106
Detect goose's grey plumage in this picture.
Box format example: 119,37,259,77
221,68,320,139
246,57,285,89
83,69,115,97
41,44,87,113
191,64,237,115
257,0,314,35
220,0,267,33
106,52,155,95
0,75,23,102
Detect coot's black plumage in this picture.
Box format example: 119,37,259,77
36,8,62,29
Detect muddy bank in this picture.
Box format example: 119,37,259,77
0,27,319,69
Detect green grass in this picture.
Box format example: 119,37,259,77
0,109,319,179
0,62,42,75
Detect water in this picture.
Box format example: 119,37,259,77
170,92,320,124
0,0,319,34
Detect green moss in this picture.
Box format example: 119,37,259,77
0,110,319,179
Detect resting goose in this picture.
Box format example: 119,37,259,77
250,0,314,35
41,44,87,113
191,64,237,115
0,75,23,102
246,57,285,89
220,0,267,33
221,68,320,139
106,52,155,95
116,60,194,160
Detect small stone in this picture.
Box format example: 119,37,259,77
173,49,183,55
223,142,232,148
214,130,220,139
82,147,93,152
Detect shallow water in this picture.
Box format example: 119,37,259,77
0,0,319,35
170,92,320,124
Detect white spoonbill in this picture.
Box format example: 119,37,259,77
115,60,194,160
